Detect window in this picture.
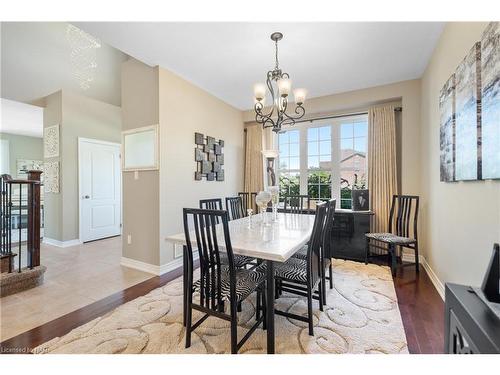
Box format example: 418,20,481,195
278,130,300,198
277,115,368,209
339,121,368,208
307,126,331,201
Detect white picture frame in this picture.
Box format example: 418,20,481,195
121,125,159,171
44,124,60,158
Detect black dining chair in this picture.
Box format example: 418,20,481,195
284,195,310,214
365,194,420,277
183,208,266,354
199,198,223,210
238,192,257,214
291,198,336,305
257,202,327,336
199,198,255,270
225,196,245,221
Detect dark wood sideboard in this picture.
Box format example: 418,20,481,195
444,283,500,353
331,209,374,262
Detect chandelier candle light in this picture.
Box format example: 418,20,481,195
253,32,307,133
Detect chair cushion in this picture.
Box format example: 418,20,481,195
193,266,265,302
256,257,308,283
292,245,307,260
365,232,416,245
219,253,255,268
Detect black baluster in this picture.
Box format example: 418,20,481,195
18,183,22,272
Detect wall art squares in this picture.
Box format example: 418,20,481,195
194,132,225,181
43,161,60,193
439,22,499,182
481,22,500,179
44,124,60,158
439,74,456,182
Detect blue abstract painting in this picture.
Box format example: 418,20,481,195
454,42,481,181
440,75,456,182
481,22,500,179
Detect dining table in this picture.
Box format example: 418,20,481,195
165,211,316,354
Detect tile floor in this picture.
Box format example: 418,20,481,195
0,236,153,341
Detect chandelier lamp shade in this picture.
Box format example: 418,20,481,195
253,32,307,133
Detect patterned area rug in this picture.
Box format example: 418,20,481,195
33,260,408,354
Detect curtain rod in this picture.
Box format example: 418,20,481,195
295,106,402,124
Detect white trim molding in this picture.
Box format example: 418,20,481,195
43,237,82,248
121,254,198,276
402,252,445,300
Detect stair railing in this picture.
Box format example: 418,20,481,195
0,171,42,273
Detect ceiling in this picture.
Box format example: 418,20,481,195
1,22,128,107
1,98,44,138
76,22,445,110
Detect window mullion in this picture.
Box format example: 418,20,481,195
299,126,308,195
332,123,341,204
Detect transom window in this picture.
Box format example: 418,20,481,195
277,115,368,209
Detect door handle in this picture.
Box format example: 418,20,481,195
83,195,90,199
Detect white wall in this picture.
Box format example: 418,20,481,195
158,67,244,266
420,22,500,288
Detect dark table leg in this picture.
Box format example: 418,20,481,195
266,260,275,354
183,245,187,327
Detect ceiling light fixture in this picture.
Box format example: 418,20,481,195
66,25,101,90
253,32,307,133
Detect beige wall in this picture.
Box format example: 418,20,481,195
61,91,122,241
121,59,160,265
0,132,43,178
121,59,244,267
42,90,122,242
420,22,500,287
243,80,420,196
158,67,244,265
43,91,63,240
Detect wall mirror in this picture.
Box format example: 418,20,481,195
122,124,159,171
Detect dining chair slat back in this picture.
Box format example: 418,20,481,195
225,196,245,221
307,202,328,295
199,198,224,224
322,199,337,260
238,192,257,213
284,195,310,214
389,195,419,240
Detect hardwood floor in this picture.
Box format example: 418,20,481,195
394,265,445,354
0,259,444,354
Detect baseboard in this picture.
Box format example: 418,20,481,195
401,252,445,300
121,254,198,276
42,237,82,248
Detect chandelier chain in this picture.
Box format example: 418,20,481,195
275,40,279,70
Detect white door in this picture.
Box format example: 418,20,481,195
79,138,121,242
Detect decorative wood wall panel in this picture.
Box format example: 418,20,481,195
194,133,224,181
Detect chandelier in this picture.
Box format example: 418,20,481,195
253,32,307,133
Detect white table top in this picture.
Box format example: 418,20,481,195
165,212,316,263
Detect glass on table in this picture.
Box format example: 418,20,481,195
255,191,272,226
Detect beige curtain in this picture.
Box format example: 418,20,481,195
368,105,398,234
244,124,264,193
